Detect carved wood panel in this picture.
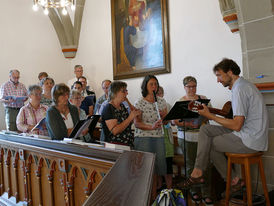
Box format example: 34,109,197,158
0,143,112,205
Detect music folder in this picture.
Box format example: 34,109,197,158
69,115,100,140
163,99,210,121
31,117,46,132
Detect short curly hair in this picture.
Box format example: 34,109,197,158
183,76,197,86
213,58,241,75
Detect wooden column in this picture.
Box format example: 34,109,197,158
84,170,97,197
60,173,69,206
5,150,11,198
67,167,77,206
22,160,28,203
12,152,19,202
0,149,4,195
25,155,33,206
48,161,56,206
35,158,43,206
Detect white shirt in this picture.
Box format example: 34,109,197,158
61,113,74,130
134,97,167,138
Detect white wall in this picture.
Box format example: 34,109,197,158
72,0,242,106
0,0,242,129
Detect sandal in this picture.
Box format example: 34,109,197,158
190,192,201,204
177,175,205,189
221,179,246,198
202,197,214,206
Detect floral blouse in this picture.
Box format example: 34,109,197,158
134,97,167,138
40,94,53,107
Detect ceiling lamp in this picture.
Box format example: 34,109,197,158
32,0,76,15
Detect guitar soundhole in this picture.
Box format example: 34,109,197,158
188,101,202,112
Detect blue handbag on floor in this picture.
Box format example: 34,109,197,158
152,189,186,206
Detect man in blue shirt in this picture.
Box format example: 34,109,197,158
179,58,269,191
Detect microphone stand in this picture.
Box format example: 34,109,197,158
183,119,188,206
178,118,188,206
153,91,164,135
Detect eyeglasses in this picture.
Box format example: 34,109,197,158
121,89,128,93
32,93,42,97
185,85,197,89
72,97,82,100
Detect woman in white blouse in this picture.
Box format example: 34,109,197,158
134,75,168,200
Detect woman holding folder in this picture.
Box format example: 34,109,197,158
172,76,213,205
16,85,48,136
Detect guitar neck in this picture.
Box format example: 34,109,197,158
188,100,232,118
208,108,228,117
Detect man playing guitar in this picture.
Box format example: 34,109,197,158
178,58,269,193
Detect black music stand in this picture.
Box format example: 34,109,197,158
69,115,100,142
164,99,210,205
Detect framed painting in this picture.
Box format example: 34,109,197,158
111,0,170,80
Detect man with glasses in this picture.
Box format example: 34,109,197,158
68,65,91,90
79,76,96,100
0,69,28,131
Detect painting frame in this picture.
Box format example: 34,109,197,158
111,0,170,80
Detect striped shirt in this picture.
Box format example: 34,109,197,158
0,80,27,108
16,103,48,136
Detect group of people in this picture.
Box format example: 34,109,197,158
0,65,96,139
0,58,269,205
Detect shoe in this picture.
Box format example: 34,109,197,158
221,180,246,198
202,197,214,206
176,175,205,189
190,192,201,204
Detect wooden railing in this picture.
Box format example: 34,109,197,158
0,133,154,206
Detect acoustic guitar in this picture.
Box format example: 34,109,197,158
188,101,233,119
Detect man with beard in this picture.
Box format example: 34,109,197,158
0,69,28,131
178,58,269,194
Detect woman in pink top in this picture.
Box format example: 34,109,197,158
16,85,48,136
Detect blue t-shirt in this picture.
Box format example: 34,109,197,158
80,95,95,115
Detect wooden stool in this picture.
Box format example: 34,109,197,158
225,152,271,206
172,133,185,177
172,154,184,177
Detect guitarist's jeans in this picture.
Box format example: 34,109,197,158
194,125,257,179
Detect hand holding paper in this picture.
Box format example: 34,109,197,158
31,118,46,132
4,96,27,103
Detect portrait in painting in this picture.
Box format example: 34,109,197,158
111,0,170,80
